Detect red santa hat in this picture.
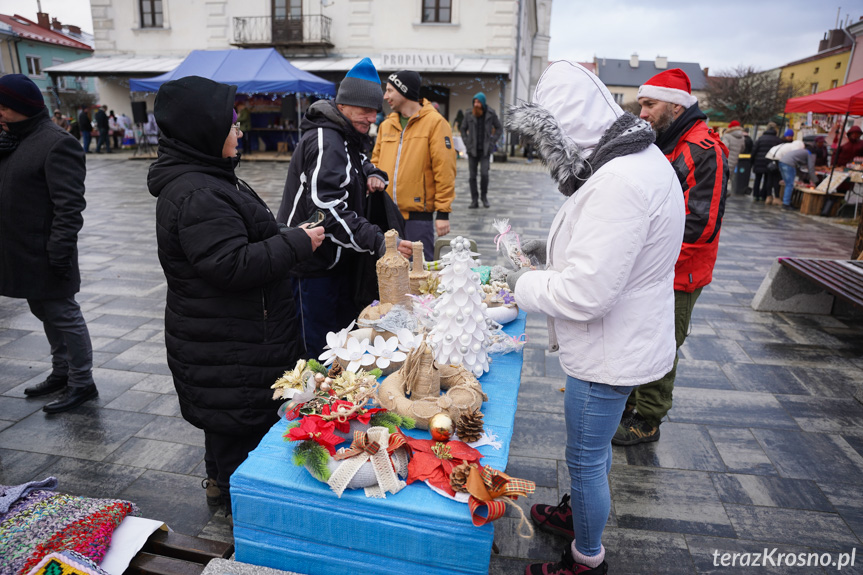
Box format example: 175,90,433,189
637,68,698,108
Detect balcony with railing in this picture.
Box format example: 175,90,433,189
232,14,333,49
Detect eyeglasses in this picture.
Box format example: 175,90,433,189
232,122,242,135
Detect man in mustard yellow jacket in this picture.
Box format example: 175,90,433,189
372,70,456,261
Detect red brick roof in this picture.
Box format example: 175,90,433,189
0,13,92,51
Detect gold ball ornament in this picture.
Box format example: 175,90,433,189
429,412,454,442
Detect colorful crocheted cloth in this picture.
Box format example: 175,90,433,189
25,550,111,575
0,485,138,575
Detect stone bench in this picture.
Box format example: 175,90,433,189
751,257,863,316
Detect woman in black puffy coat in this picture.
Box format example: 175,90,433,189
147,76,324,514
750,124,784,202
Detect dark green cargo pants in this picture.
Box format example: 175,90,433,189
625,287,702,428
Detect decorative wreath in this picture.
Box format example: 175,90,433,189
377,342,487,430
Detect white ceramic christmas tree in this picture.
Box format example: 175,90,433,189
428,236,491,377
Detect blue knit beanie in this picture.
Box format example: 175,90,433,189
0,74,45,117
473,92,487,108
336,57,382,111
784,128,794,138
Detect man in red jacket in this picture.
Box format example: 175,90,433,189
613,68,729,445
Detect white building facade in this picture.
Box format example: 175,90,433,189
52,0,551,138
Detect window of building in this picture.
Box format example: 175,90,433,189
810,82,818,94
832,80,838,89
836,61,842,69
612,93,624,105
422,0,451,23
140,0,164,28
26,55,41,76
813,67,819,74
790,72,794,79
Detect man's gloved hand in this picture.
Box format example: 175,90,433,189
49,258,72,280
506,267,529,292
521,239,547,266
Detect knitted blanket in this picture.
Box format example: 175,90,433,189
0,480,138,575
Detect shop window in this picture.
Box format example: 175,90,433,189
26,55,41,76
422,0,451,23
140,0,164,28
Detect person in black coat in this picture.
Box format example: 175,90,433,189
94,105,110,153
77,105,93,152
277,58,410,359
750,124,784,202
0,74,99,413
148,75,324,513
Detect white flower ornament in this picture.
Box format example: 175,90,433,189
395,328,424,353
318,320,356,365
336,337,375,373
369,335,408,369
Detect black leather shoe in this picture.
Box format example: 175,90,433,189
468,201,479,209
43,384,98,414
24,374,68,397
482,198,490,208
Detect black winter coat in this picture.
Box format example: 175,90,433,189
148,77,313,436
751,129,783,173
460,106,502,158
0,108,86,299
277,100,389,277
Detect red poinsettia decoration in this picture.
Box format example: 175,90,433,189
284,416,343,455
405,437,482,495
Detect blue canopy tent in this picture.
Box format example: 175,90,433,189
128,48,334,96
129,48,334,152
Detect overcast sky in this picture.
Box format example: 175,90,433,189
548,1,859,74
3,0,859,75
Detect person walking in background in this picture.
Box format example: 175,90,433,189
77,105,92,153
613,68,728,446
51,109,70,131
94,104,110,153
460,92,501,208
750,122,783,203
777,140,815,210
506,60,685,575
721,120,745,194
277,58,411,358
108,110,121,150
148,75,324,518
372,70,456,261
833,125,863,168
736,127,754,194
0,74,99,414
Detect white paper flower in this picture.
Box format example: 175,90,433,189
336,337,375,373
318,320,356,365
394,328,424,352
369,335,408,369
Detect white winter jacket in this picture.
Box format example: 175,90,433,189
512,61,686,386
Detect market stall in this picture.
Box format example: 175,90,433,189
229,230,533,575
129,48,334,152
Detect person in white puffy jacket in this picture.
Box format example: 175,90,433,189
505,61,685,575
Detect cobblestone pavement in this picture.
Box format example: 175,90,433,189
1,153,862,574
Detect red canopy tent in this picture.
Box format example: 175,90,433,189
784,78,863,203
785,77,863,115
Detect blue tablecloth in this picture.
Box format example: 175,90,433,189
231,312,526,575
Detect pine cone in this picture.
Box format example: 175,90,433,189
449,461,477,493
456,410,484,443
327,363,343,378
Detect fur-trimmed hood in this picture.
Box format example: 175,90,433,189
507,61,653,196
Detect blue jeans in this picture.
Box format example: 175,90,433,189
779,162,796,206
565,376,635,556
81,131,91,152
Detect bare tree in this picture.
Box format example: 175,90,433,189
703,66,803,125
